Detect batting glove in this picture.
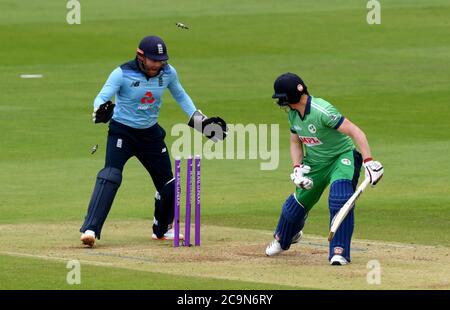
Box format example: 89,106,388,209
290,165,313,190
363,158,384,186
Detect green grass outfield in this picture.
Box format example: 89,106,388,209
0,0,449,289
0,254,299,290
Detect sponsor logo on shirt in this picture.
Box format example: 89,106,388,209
138,91,156,110
138,105,152,110
299,136,323,146
140,91,155,104
330,114,339,122
293,125,302,131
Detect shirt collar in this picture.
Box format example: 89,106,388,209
296,95,312,121
305,95,311,115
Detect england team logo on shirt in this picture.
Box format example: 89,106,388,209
308,124,317,134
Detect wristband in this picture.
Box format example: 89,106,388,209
363,157,373,164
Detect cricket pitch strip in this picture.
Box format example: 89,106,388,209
0,220,448,289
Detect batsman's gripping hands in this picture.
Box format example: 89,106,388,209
93,101,115,123
363,158,384,186
290,165,313,190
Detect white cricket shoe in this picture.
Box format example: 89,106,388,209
152,228,184,240
330,255,349,266
291,231,303,244
265,239,284,256
80,230,96,247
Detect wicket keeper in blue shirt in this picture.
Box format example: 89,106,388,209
80,36,227,247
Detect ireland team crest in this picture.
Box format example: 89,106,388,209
308,124,317,134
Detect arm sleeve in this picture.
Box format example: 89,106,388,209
93,67,123,109
321,104,345,129
168,67,197,118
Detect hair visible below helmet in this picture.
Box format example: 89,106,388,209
272,72,308,106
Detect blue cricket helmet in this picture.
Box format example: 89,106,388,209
272,72,308,106
137,35,169,61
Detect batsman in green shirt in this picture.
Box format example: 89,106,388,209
265,73,384,265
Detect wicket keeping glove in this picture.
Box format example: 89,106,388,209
290,164,313,190
188,110,228,142
93,101,115,123
363,158,384,186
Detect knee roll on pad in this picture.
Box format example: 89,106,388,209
80,167,123,239
275,194,307,250
153,179,175,238
329,179,354,261
329,179,353,212
98,167,123,185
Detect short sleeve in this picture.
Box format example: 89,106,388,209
321,104,345,129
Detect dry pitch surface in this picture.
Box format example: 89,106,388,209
0,220,448,290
